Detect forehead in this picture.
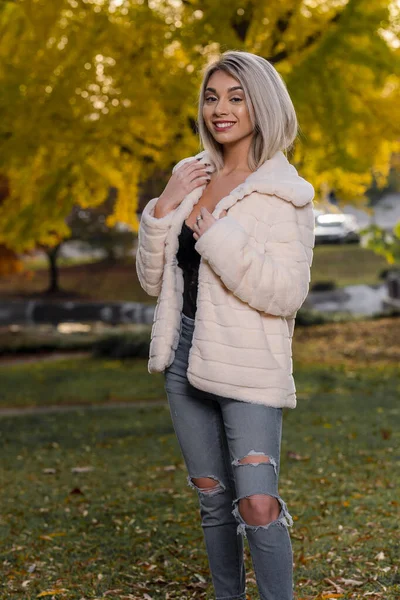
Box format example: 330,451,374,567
206,70,242,90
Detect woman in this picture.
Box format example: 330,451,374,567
136,50,315,600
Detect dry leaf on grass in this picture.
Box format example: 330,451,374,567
71,466,94,473
287,451,310,461
37,590,68,597
337,577,364,586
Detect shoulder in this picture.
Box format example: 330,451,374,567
239,191,314,246
243,151,315,209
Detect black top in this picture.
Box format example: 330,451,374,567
176,220,201,319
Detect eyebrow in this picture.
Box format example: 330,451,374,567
205,86,244,93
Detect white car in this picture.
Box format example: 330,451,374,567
314,212,360,244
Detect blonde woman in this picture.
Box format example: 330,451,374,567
136,50,315,600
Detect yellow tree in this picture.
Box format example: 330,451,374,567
0,0,399,269
175,0,400,203
0,0,197,257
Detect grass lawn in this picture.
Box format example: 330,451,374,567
0,317,398,410
0,245,389,302
0,366,398,599
0,357,165,408
0,319,399,598
311,245,388,288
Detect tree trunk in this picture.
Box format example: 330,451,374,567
46,244,62,294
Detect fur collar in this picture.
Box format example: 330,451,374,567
165,149,314,261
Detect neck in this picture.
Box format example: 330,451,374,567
221,133,254,175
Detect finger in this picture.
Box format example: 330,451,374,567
174,159,201,179
190,171,211,184
188,176,211,190
174,158,197,174
200,207,210,216
183,160,211,176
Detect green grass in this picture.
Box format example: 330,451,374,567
1,316,399,411
0,357,165,408
23,255,100,270
0,245,389,301
311,244,388,287
0,259,151,303
0,362,399,599
0,319,398,597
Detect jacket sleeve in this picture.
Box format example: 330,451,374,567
135,197,179,297
194,198,315,317
135,156,198,297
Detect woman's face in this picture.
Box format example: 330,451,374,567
202,70,254,146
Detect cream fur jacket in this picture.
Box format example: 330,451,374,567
136,149,315,409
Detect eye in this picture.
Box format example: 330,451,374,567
204,96,217,103
231,96,243,103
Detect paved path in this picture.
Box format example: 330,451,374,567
0,400,167,418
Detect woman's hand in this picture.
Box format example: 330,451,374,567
157,159,212,210
192,207,228,241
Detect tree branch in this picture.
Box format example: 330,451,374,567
266,9,343,64
231,2,254,42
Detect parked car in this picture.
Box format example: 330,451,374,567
314,212,360,244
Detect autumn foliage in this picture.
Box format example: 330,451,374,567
0,0,399,257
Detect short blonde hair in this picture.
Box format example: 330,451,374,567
197,50,298,171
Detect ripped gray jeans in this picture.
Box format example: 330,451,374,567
164,312,294,600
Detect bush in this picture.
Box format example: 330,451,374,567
310,280,337,292
92,331,150,359
0,332,95,355
296,309,362,327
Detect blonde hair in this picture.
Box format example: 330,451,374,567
197,50,298,171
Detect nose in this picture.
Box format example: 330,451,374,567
213,97,230,116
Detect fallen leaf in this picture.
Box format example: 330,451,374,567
39,532,66,542
375,551,385,560
380,428,391,439
287,451,310,461
324,578,345,593
338,577,364,586
37,590,68,597
71,466,94,473
42,468,56,474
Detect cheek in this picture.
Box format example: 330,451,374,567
203,104,212,120
237,105,252,128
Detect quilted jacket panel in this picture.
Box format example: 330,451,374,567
136,149,315,408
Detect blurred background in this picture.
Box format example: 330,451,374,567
0,2,399,599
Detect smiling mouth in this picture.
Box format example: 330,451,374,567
213,121,236,131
